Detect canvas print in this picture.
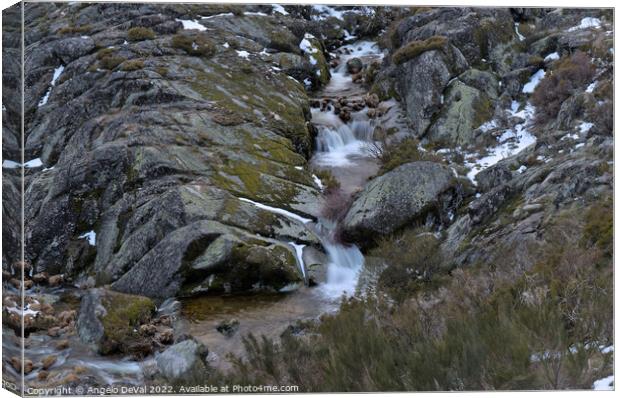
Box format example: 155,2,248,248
1,2,614,395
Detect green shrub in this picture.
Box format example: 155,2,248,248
371,229,444,301
127,27,155,41
171,34,216,57
392,36,448,65
120,59,144,71
581,199,613,257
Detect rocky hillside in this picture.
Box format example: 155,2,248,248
2,3,614,392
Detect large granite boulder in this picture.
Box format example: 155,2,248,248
341,161,463,243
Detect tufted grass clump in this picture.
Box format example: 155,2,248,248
99,55,125,70
127,26,155,41
392,35,448,65
120,59,145,71
58,24,91,35
171,34,216,57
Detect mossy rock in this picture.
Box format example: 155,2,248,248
425,81,495,148
77,288,155,356
392,36,448,65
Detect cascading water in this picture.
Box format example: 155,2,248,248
183,39,385,371
308,40,386,301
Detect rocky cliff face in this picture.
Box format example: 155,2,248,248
19,3,347,297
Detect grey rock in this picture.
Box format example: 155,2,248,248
342,162,461,242
468,184,513,225
476,163,513,193
76,289,106,347
425,80,495,148
395,45,468,136
156,339,209,382
346,57,363,74
53,37,95,64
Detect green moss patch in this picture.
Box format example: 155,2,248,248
392,36,448,65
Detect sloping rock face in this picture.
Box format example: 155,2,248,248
341,162,463,243
394,45,468,136
20,3,336,297
2,5,22,269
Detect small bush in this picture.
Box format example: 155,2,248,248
590,101,613,136
120,59,144,71
531,51,595,125
370,136,443,175
581,199,613,257
171,34,216,57
127,27,155,41
392,36,448,65
371,229,444,301
99,54,125,70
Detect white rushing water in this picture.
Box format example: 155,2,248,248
308,40,387,299
319,241,365,299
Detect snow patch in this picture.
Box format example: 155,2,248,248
238,197,313,224
579,122,594,133
466,104,537,183
79,230,97,246
38,65,65,107
24,158,43,168
586,81,597,93
592,375,613,390
236,50,250,59
514,23,525,41
568,17,602,32
2,160,20,169
176,19,207,31
522,69,545,94
312,174,324,190
272,4,289,15
544,52,560,61
201,13,233,20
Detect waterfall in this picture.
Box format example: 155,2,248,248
319,241,364,299
307,40,386,300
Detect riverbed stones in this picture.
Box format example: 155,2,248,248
341,161,462,243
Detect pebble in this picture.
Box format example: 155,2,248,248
48,274,64,287
41,355,57,370
56,339,70,350
32,272,49,284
